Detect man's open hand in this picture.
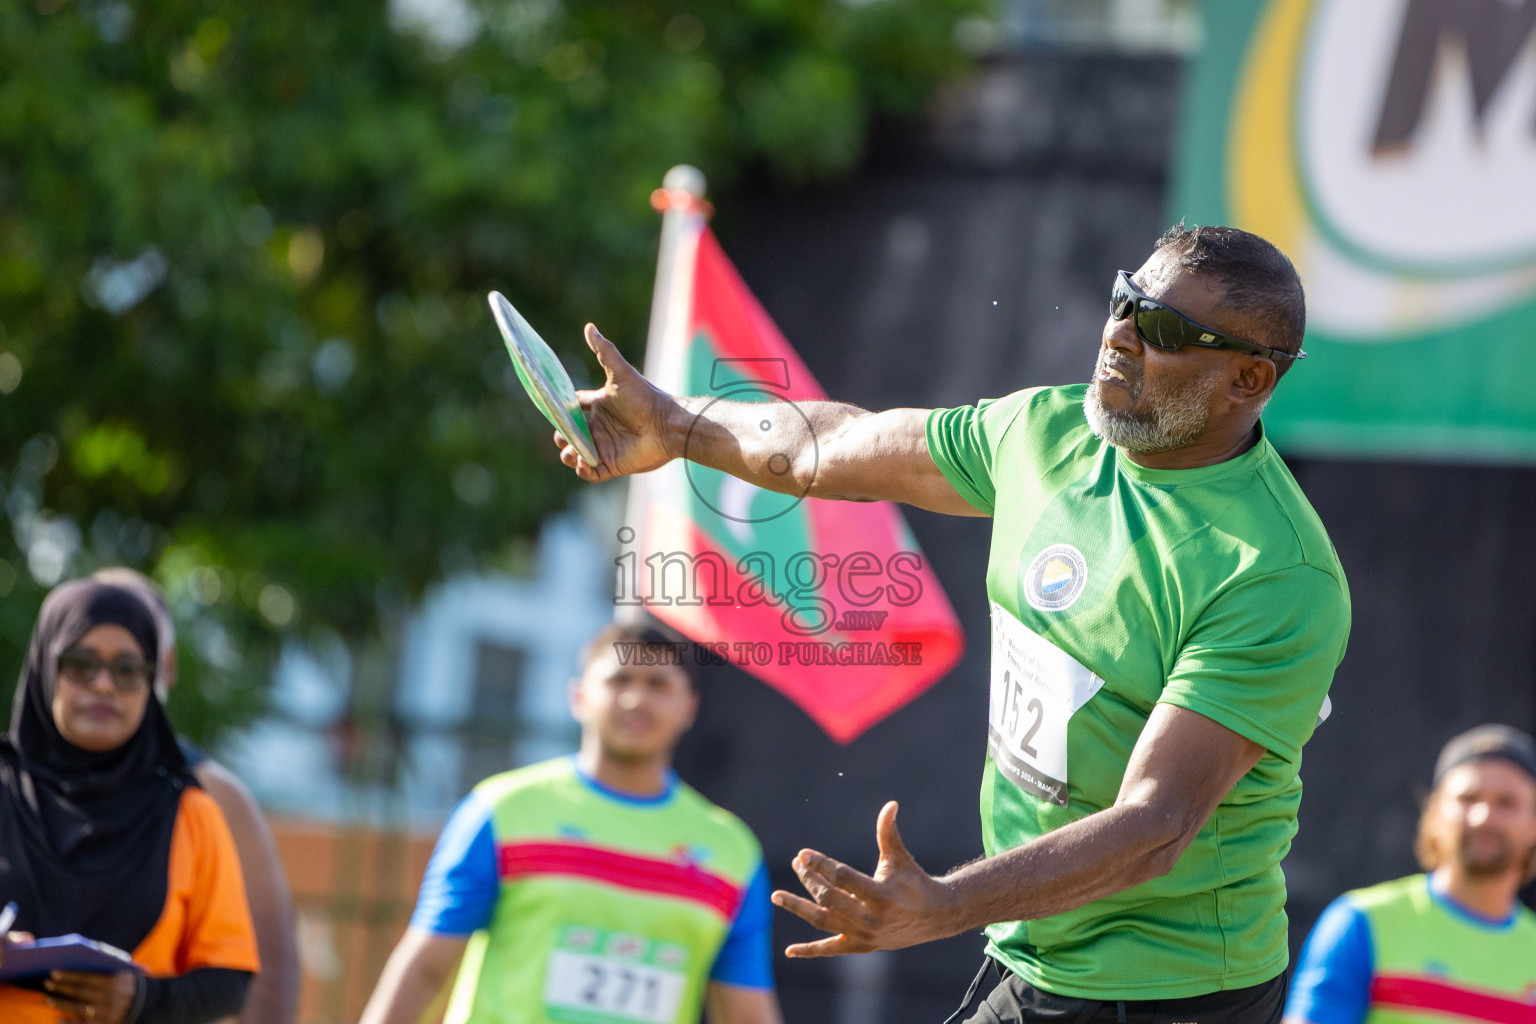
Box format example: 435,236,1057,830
770,801,960,957
554,324,680,483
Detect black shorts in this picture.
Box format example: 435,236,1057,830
961,965,1286,1024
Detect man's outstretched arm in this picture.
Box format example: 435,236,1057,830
771,703,1264,955
553,324,985,517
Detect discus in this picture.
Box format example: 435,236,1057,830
488,291,600,467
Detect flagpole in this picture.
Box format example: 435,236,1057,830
643,165,709,379
615,166,709,625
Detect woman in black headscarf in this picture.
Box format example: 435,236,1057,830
0,579,258,1024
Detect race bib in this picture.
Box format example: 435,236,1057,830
988,601,1104,807
544,927,689,1024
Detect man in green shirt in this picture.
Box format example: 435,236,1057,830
554,225,1350,1022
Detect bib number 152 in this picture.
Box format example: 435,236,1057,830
987,602,1104,808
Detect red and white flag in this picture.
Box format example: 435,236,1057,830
618,172,964,743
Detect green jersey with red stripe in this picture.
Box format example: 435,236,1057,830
440,758,764,1024
1357,875,1536,1024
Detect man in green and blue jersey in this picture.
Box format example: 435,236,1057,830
359,624,783,1024
1286,725,1536,1024
556,224,1351,1022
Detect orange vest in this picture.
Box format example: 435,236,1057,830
0,787,259,1022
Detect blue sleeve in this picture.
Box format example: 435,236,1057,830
409,791,500,936
1285,896,1375,1024
708,860,775,989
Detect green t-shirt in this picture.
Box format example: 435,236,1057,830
926,384,1351,999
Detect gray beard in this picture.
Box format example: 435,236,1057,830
1083,369,1226,454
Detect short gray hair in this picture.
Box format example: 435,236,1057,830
1155,224,1307,379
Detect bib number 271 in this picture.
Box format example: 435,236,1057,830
545,951,685,1024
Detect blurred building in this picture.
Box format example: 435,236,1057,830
1004,0,1200,52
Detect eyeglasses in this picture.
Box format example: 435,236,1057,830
1111,270,1305,362
57,648,153,693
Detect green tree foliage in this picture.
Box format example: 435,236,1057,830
0,0,985,739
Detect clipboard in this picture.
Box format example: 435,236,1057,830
0,935,139,981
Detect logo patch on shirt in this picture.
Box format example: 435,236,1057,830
671,844,711,867
1024,544,1088,612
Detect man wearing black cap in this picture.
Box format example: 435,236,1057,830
1285,725,1536,1024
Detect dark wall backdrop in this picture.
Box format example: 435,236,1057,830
670,52,1536,1021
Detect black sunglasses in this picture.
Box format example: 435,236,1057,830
1111,270,1304,363
58,647,154,693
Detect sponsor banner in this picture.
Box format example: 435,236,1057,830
1173,0,1536,461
